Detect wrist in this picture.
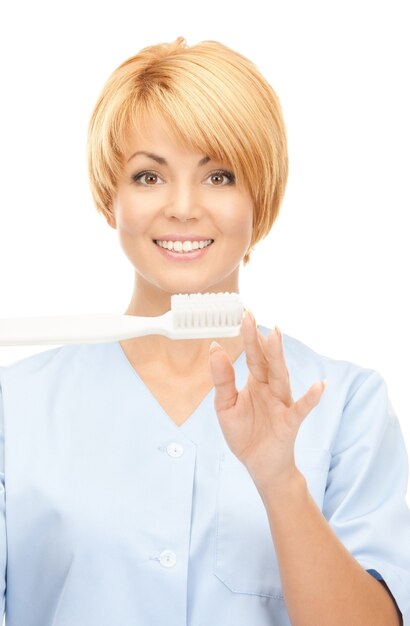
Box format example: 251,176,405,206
256,468,307,508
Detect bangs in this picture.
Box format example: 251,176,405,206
115,81,246,189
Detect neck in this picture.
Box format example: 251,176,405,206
121,276,244,373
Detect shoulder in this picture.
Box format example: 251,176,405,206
257,325,392,452
258,324,379,392
0,342,116,391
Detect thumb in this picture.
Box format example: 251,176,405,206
209,342,239,412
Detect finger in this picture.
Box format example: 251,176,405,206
256,327,290,382
209,344,239,412
267,328,293,405
240,311,270,383
291,381,327,425
256,327,269,359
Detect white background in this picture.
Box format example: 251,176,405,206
0,0,409,533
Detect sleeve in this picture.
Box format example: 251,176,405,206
367,568,384,581
323,370,410,624
0,372,7,620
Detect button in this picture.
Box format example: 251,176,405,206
166,442,184,458
159,550,177,567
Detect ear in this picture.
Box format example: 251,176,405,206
106,211,116,229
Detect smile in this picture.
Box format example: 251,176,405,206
154,239,213,252
153,239,214,262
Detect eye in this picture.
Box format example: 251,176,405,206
207,169,236,186
130,168,236,187
131,170,164,186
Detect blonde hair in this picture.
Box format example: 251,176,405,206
87,36,288,265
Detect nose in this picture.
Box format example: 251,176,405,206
163,182,201,221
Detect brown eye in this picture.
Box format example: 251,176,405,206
207,170,235,186
131,171,163,186
131,169,235,187
211,173,224,185
144,173,158,185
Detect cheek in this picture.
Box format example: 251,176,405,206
114,192,149,234
217,200,253,238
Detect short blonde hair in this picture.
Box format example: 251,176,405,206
87,36,288,265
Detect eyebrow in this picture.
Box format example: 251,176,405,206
127,150,211,167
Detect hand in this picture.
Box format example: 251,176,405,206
208,310,327,494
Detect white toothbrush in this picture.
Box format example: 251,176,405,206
0,292,245,346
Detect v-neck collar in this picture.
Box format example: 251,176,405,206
112,330,260,431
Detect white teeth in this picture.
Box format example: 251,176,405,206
155,239,213,253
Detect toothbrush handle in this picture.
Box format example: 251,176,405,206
0,312,170,346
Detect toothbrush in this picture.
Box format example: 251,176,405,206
0,292,245,346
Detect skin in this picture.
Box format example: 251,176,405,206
106,115,401,624
107,114,254,375
108,113,326,481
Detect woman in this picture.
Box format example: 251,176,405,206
0,36,409,625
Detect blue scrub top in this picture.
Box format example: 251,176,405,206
1,324,409,625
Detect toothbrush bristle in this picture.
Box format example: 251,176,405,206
171,292,244,328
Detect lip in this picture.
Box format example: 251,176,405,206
153,234,214,242
153,240,214,261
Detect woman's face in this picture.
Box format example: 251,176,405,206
109,115,254,297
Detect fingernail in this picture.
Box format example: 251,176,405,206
245,309,255,324
322,379,328,392
209,340,222,353
275,326,281,339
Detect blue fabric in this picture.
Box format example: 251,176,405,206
1,325,410,625
367,568,384,581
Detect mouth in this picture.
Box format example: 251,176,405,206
153,239,214,252
152,239,215,261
